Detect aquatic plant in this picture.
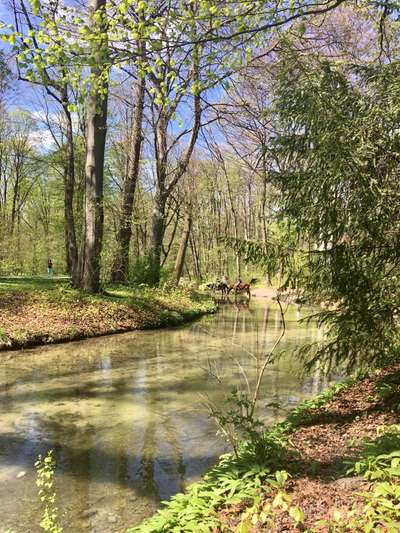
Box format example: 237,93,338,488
35,450,63,533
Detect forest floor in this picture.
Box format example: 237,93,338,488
132,364,400,532
0,276,216,351
216,364,400,532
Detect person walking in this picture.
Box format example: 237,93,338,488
47,258,53,276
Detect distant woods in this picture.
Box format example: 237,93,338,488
0,0,354,290
0,0,398,316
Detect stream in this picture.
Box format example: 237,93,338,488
0,299,331,532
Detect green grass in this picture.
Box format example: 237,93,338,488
0,276,214,311
0,277,216,350
0,275,70,292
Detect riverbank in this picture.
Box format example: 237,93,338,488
250,286,278,299
0,277,216,351
130,364,400,532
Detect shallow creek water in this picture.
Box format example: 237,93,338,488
0,300,332,532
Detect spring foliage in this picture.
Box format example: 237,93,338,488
235,55,400,370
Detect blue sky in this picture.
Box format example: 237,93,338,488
0,0,228,155
1,0,40,111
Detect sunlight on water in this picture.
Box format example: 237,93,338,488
0,300,330,532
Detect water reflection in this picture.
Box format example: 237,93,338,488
0,300,330,532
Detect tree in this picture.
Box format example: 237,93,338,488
11,0,82,285
174,171,196,284
0,0,355,289
110,65,146,283
0,50,10,107
80,0,109,293
108,0,349,286
147,44,202,285
270,53,400,369
0,110,52,271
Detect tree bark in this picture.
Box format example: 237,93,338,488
111,72,146,283
149,107,168,285
80,0,108,293
190,233,201,279
174,205,192,285
62,90,79,286
149,194,165,285
161,200,180,267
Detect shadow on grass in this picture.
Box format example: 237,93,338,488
0,276,70,292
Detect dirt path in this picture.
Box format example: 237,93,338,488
251,286,278,299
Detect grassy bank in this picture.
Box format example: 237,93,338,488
0,277,216,351
129,365,400,532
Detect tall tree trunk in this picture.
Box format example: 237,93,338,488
10,179,18,236
260,152,271,286
62,91,79,287
161,201,180,267
80,0,108,293
224,165,241,278
190,233,201,279
149,107,168,285
149,193,165,285
149,43,201,285
174,206,192,285
10,150,23,237
111,72,146,283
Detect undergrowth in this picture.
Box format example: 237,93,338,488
214,424,400,533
